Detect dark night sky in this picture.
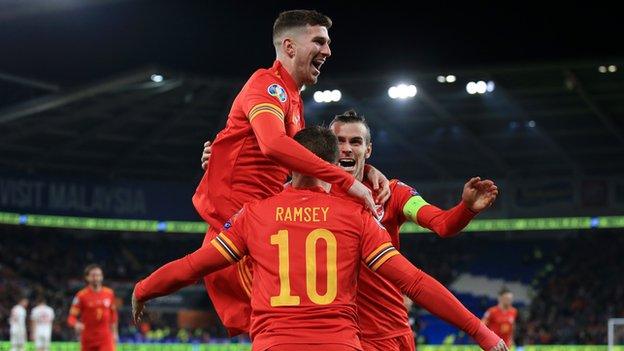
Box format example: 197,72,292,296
1,1,621,86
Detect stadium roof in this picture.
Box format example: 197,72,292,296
1,1,623,183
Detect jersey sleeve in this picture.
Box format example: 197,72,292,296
391,180,429,223
134,244,236,302
376,255,502,351
360,211,399,272
210,207,250,264
251,116,355,190
395,180,477,237
241,73,289,125
67,294,81,327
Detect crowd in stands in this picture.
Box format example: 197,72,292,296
1,225,623,345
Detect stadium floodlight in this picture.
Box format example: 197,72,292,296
486,81,495,92
446,75,456,83
388,83,417,99
608,65,617,73
331,89,342,102
598,65,607,73
314,89,341,103
475,81,487,94
466,82,477,95
527,120,536,128
301,85,306,92
388,86,399,99
437,75,446,83
313,91,324,103
150,74,164,83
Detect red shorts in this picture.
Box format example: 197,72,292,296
202,226,253,336
361,332,416,351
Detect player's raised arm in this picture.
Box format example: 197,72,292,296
242,80,376,214
397,177,498,237
359,213,505,351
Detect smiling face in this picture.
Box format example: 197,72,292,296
330,121,372,181
289,25,331,86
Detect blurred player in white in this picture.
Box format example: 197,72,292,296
9,297,28,351
30,297,55,351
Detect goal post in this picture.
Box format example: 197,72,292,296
609,318,624,351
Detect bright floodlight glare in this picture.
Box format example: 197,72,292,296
528,120,536,128
331,89,342,102
388,86,399,99
437,75,446,83
486,81,495,92
598,66,607,73
476,81,487,94
466,82,477,95
313,91,324,103
446,75,456,83
608,65,617,72
150,74,163,83
397,84,408,99
389,84,417,99
301,85,306,91
322,90,332,103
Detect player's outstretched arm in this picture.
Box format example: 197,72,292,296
461,176,499,211
403,177,498,237
376,255,506,351
132,244,234,324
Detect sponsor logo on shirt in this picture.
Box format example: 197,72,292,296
268,84,288,102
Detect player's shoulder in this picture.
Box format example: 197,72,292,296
390,179,419,194
102,286,115,295
322,190,368,212
247,68,285,89
76,288,90,297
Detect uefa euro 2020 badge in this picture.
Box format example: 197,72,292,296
268,84,288,102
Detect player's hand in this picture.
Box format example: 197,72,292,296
201,140,212,170
365,165,391,205
131,292,145,326
348,180,379,218
461,177,499,212
489,339,508,351
74,321,84,334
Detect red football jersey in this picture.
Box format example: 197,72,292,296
212,186,398,350
355,180,417,340
192,60,304,229
68,286,117,346
483,306,517,347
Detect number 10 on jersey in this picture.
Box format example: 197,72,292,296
270,229,338,306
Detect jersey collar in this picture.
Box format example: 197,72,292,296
272,60,300,96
